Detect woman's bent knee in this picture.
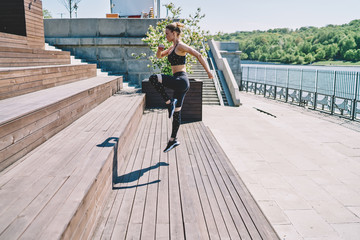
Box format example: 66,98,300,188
149,74,163,84
149,74,157,84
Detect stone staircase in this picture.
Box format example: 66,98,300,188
189,62,228,105
0,40,145,239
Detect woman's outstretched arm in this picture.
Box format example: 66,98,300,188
179,43,214,79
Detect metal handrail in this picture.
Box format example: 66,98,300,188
201,41,224,106
241,65,360,121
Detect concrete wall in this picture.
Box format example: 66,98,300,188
215,41,242,85
44,18,161,87
209,40,241,106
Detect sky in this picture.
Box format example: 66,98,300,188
42,0,360,34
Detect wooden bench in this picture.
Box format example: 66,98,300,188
0,93,145,239
0,75,123,171
142,78,203,121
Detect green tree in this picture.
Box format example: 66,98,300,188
356,49,360,61
324,43,339,59
344,49,356,61
240,52,248,60
43,9,52,19
304,53,315,64
213,19,360,64
315,48,326,61
295,55,305,64
339,36,357,56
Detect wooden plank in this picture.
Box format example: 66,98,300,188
167,113,185,240
97,105,149,239
155,110,170,239
181,122,222,240
140,110,163,239
0,85,118,179
183,124,231,239
198,124,279,239
0,93,113,179
0,176,69,239
0,82,116,169
13,95,144,239
0,97,122,237
175,126,209,239
1,76,116,142
110,112,153,239
190,122,253,239
90,110,279,240
0,64,96,81
125,108,158,239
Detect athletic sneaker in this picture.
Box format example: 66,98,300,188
167,98,177,118
163,139,180,153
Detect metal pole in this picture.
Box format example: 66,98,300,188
254,67,258,95
314,70,318,110
285,68,289,102
157,0,161,18
264,67,267,97
331,71,336,115
274,68,277,99
299,69,303,105
240,67,243,91
69,0,72,19
246,67,249,92
352,72,359,120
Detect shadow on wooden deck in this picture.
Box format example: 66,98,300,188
93,109,279,239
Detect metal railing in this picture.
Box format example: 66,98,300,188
240,65,360,121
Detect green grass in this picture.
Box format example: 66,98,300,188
311,60,360,66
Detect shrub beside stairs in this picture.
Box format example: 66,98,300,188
0,42,145,239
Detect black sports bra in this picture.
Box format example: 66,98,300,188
168,44,186,66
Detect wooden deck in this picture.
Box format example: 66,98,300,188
93,109,279,240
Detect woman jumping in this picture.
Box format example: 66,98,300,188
149,22,214,153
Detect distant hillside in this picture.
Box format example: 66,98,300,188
213,19,360,65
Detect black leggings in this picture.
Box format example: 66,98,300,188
149,72,190,139
149,72,190,107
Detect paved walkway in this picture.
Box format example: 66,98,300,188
203,93,360,240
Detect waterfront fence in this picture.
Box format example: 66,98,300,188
240,65,360,121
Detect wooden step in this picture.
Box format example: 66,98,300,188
0,33,28,49
0,46,71,67
0,75,123,171
0,93,145,239
0,64,98,100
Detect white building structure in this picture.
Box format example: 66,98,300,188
111,0,160,18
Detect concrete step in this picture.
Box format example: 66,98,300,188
0,64,98,100
203,95,220,99
0,93,145,239
0,75,123,171
203,87,216,91
46,43,108,77
189,63,222,105
203,101,220,105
